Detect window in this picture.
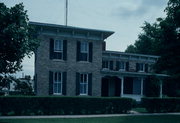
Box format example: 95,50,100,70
102,61,113,70
136,63,145,72
53,40,63,59
80,74,88,95
139,63,145,72
54,40,63,52
77,41,93,62
102,61,109,69
119,61,125,71
80,42,88,53
79,42,89,61
53,72,62,94
50,39,67,60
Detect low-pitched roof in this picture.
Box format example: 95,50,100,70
29,21,114,40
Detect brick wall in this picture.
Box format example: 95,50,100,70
35,34,103,96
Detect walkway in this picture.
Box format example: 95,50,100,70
0,113,180,119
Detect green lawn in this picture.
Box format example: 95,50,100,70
132,108,148,113
0,115,180,123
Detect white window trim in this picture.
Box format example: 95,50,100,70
119,61,126,71
79,41,89,62
102,61,110,70
54,39,63,53
138,63,145,72
53,72,62,95
80,42,89,53
80,73,88,95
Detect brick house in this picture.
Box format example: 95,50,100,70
31,22,168,101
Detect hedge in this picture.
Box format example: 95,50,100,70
142,97,180,113
0,96,134,116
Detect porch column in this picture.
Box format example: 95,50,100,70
140,78,144,96
160,80,163,98
121,76,124,97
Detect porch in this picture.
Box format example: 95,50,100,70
101,76,144,101
101,70,166,101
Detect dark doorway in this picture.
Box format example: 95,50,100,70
101,76,121,97
101,77,109,97
114,77,121,96
124,77,141,95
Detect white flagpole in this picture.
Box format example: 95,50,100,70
65,0,68,26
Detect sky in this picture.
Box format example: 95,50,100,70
2,0,168,78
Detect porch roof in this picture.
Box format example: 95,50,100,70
103,51,159,63
101,70,169,78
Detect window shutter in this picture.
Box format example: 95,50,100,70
89,42,93,62
126,62,129,71
116,61,120,71
76,41,80,61
102,61,105,68
102,41,106,51
49,38,54,59
63,40,67,60
136,63,140,72
88,73,92,96
76,73,80,95
62,72,67,95
34,74,37,95
110,61,113,70
145,64,148,73
49,71,53,95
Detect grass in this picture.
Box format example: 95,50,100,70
132,107,148,113
0,115,180,123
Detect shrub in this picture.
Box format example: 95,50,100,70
0,96,134,116
0,92,5,96
142,97,180,113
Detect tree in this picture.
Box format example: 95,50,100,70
144,76,160,97
125,44,137,53
125,21,162,55
125,0,180,96
165,0,180,27
0,3,39,74
0,3,39,92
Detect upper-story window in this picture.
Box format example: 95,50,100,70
80,42,89,61
139,63,144,72
102,60,113,70
116,61,128,71
119,61,125,71
53,40,63,59
54,40,63,52
49,38,67,60
80,42,88,53
77,41,93,62
102,61,109,69
136,63,149,72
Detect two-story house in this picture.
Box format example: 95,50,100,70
31,22,168,101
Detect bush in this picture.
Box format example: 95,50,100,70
0,96,134,116
0,92,5,96
9,91,35,96
142,97,180,113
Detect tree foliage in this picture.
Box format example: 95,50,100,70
0,3,39,74
0,3,39,94
13,76,34,95
125,0,180,96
